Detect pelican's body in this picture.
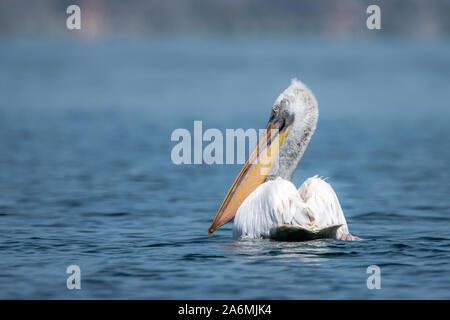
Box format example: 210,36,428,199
209,79,358,241
233,176,353,240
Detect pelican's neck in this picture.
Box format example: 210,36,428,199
267,110,318,181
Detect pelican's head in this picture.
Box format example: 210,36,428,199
208,79,318,235
272,78,318,130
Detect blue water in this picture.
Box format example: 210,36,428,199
0,37,449,299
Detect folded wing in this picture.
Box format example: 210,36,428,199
297,175,350,238
233,176,356,240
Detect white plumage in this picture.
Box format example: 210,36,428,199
233,176,353,240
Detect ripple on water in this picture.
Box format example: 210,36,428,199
0,39,449,299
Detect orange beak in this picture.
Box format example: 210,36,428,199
208,117,291,235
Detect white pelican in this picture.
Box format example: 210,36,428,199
208,79,359,241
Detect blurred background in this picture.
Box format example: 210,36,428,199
0,0,449,299
1,0,450,122
1,0,450,38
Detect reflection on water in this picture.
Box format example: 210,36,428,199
222,239,338,264
0,37,449,299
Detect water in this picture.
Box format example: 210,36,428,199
0,37,449,299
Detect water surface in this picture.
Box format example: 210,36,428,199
0,37,449,299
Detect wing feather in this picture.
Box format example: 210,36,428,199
233,178,308,239
232,176,357,240
297,175,351,239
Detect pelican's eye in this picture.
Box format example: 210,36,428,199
272,105,279,114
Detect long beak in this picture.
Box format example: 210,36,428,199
208,118,291,235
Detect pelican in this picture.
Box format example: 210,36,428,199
208,79,359,241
